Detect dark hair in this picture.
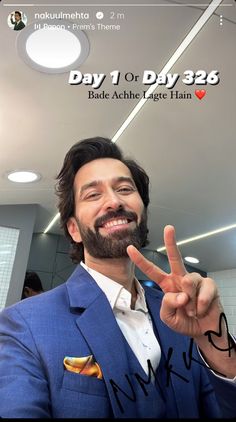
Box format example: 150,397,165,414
56,137,149,263
21,271,44,299
15,11,22,18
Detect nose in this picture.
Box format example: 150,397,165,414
103,189,124,211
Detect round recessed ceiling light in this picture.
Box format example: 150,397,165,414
16,20,90,73
184,256,200,264
7,171,41,183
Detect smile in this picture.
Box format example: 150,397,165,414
98,218,134,233
103,218,130,229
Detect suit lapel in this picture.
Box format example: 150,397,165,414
66,265,140,417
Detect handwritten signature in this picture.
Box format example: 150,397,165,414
109,312,236,413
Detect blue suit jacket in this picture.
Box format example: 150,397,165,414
0,265,235,418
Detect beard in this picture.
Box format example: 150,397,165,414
75,208,148,259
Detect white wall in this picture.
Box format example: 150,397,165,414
208,269,236,336
0,204,37,307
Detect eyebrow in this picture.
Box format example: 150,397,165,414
79,176,136,197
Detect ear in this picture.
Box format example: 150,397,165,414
24,287,30,298
67,217,82,243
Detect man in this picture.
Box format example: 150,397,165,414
0,137,235,418
21,271,44,300
10,11,25,31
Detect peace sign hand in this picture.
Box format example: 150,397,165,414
127,225,222,339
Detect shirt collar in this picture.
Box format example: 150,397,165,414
80,261,148,313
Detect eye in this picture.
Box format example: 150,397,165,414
84,192,101,200
117,186,135,194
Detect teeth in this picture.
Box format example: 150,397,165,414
103,219,128,228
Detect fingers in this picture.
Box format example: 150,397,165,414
160,274,219,320
195,277,219,318
127,245,166,285
164,225,187,276
160,292,189,328
181,273,201,318
179,274,218,319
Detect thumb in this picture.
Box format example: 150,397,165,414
160,292,189,323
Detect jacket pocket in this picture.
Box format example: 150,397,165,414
62,370,107,397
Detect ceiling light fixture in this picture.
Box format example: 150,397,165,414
184,257,200,264
157,223,236,252
17,20,90,73
112,0,223,142
7,170,41,183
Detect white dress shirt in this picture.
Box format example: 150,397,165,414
81,262,161,375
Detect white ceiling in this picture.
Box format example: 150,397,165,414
0,0,235,273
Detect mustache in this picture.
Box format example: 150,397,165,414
94,209,138,229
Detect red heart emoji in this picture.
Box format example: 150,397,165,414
195,89,206,100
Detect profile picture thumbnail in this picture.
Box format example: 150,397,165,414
8,11,27,31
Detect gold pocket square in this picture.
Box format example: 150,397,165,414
63,355,103,379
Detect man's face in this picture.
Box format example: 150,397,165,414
24,288,42,298
15,13,21,21
67,158,147,259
